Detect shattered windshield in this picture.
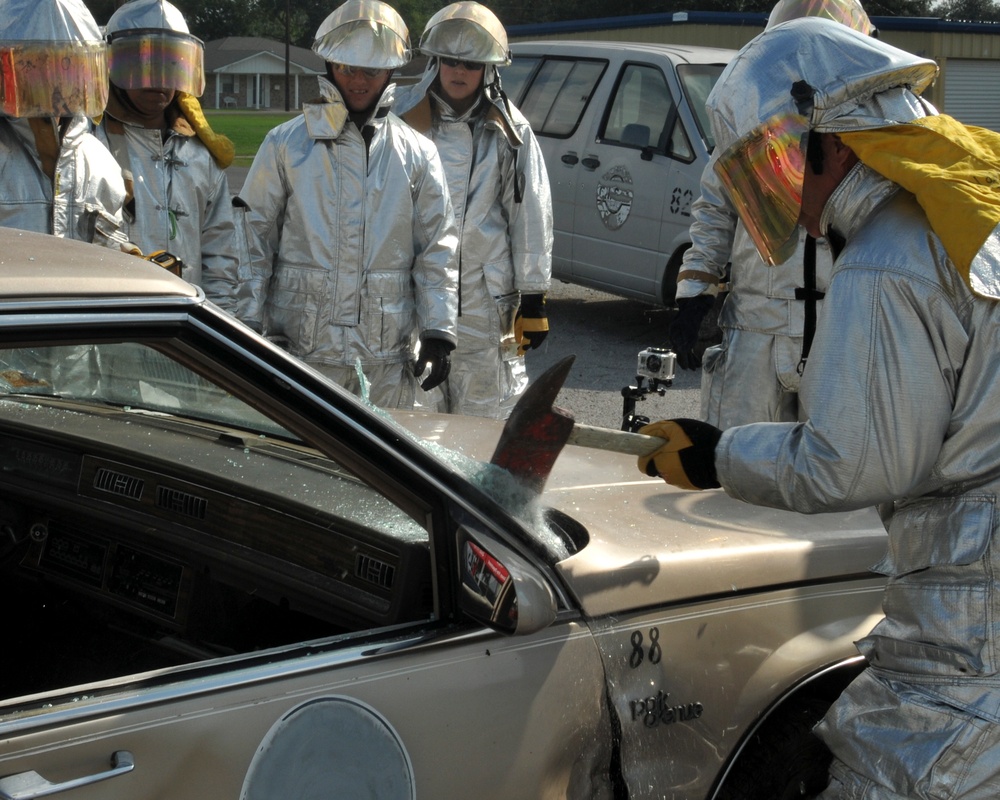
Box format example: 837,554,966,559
0,343,291,437
0,341,570,560
0,342,429,545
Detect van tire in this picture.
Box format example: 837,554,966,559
716,698,833,800
661,247,688,308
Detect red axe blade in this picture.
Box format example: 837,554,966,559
490,354,577,494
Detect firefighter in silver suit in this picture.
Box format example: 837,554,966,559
97,0,239,309
237,0,459,410
0,0,127,247
639,18,1000,797
670,0,872,429
395,2,553,419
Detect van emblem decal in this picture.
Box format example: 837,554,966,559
596,166,633,230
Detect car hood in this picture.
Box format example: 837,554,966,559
393,411,887,618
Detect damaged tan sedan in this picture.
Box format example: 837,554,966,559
0,229,886,800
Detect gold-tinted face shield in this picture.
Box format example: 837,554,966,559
714,111,810,265
108,30,205,95
1,40,108,117
767,0,875,35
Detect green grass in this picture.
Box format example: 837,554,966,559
204,111,301,164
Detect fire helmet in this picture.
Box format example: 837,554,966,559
766,0,874,35
708,18,936,264
313,0,411,70
419,2,510,66
105,0,205,96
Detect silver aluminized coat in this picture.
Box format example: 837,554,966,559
0,117,126,246
237,78,458,407
95,96,240,309
719,163,1000,796
709,19,1000,797
399,81,552,418
680,159,833,427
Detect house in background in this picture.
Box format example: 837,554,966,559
203,37,325,110
203,36,430,111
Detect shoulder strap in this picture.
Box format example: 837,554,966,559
795,235,824,374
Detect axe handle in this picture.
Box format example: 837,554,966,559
567,423,667,457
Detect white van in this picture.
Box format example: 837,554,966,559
503,40,735,306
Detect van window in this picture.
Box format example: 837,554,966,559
501,57,539,105
601,63,693,161
517,58,606,137
677,63,727,151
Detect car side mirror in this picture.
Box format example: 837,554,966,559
456,527,557,636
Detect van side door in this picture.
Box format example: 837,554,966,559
569,60,695,303
504,55,607,284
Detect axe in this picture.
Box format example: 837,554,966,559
490,354,667,493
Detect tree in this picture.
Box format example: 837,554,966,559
178,0,258,41
933,0,1000,20
84,0,1000,43
86,0,122,26
864,0,935,14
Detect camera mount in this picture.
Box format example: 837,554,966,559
621,347,676,432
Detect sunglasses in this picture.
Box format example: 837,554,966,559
331,63,389,78
440,58,485,71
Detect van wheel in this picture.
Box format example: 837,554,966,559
716,699,833,800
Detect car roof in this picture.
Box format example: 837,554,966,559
0,228,200,301
509,39,736,64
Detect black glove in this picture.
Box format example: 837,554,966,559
414,337,455,391
636,418,722,490
515,293,549,355
669,295,715,370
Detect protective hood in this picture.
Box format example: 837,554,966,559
708,17,937,264
313,0,410,69
0,0,101,42
0,0,107,117
840,116,1000,299
419,2,510,65
106,0,190,33
175,91,234,167
392,57,520,151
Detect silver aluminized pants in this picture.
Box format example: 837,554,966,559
816,670,1000,799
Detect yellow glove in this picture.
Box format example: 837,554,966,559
144,250,184,277
176,92,236,169
514,293,549,356
637,419,722,491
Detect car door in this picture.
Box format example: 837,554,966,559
0,311,613,799
0,610,610,798
569,59,693,302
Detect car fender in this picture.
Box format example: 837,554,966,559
585,578,884,799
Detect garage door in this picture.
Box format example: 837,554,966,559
944,59,1000,131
